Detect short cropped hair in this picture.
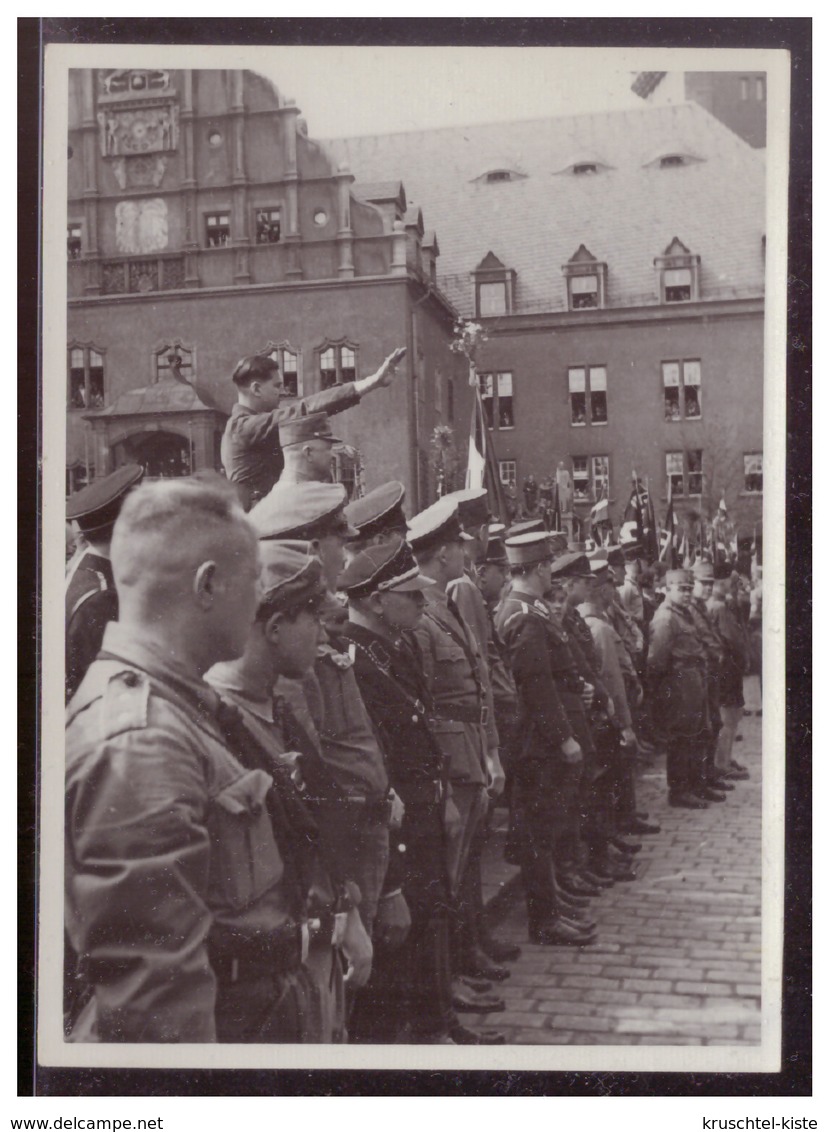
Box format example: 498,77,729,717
111,474,254,592
231,354,280,389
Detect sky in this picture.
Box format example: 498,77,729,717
252,46,653,138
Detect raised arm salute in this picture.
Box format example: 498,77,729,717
221,346,406,510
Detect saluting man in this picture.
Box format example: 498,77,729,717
221,347,405,510
65,464,144,702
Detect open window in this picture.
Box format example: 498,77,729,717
568,365,608,426
68,344,105,410
318,341,357,390
205,211,231,248
655,237,701,304
744,453,763,493
473,252,516,318
662,359,702,420
562,244,608,311
260,342,302,398
478,372,514,429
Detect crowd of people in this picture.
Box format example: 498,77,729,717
63,350,762,1046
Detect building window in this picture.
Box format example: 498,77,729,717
473,252,516,318
333,449,359,500
740,77,750,100
592,455,610,497
255,207,281,245
499,460,517,491
205,212,231,248
68,345,105,409
318,342,357,390
67,223,82,260
571,455,608,502
666,449,704,496
663,359,702,420
572,456,590,502
563,245,608,311
573,162,598,176
659,154,686,169
478,372,515,429
756,76,766,101
154,343,194,384
261,343,301,398
655,237,701,304
568,365,607,426
478,282,507,316
744,453,763,493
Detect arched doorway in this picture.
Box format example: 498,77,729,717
117,431,192,479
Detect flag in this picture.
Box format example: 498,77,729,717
549,481,562,532
644,479,660,561
590,481,609,527
679,528,693,568
465,374,508,520
620,472,655,558
659,484,679,567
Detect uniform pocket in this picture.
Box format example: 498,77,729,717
208,770,284,912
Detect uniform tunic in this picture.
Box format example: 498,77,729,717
221,384,360,510
647,598,710,741
65,623,313,1043
343,622,453,1041
65,550,118,702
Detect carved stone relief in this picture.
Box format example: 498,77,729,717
115,199,169,255
98,105,179,157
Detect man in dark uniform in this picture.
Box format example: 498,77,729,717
221,347,405,510
496,532,598,946
688,560,731,800
343,480,409,561
648,567,714,809
65,463,144,702
340,536,505,1045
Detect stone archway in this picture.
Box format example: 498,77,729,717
115,430,192,479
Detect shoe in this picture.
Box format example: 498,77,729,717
731,760,750,774
530,920,597,947
580,869,614,888
726,765,750,780
622,818,661,835
560,913,597,932
449,1023,506,1045
635,811,650,820
482,937,522,963
669,792,708,809
610,837,642,855
608,863,637,882
558,905,595,926
558,874,602,898
451,984,505,1013
699,786,727,802
710,776,735,792
456,974,493,994
637,739,657,755
460,951,511,982
555,885,591,907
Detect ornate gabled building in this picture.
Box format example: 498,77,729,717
66,67,466,509
328,101,766,536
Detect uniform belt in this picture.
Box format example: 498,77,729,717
309,793,393,820
397,779,444,805
434,703,489,726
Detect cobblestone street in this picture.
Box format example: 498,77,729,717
474,676,763,1046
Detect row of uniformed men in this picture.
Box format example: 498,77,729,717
63,456,750,1046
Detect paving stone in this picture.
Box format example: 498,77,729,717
582,989,641,1006
488,1011,548,1028
622,978,674,993
535,1000,601,1016
735,985,763,998
639,993,705,1008
560,975,624,990
551,1014,613,1032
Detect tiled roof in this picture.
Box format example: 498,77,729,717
88,379,222,418
325,102,765,318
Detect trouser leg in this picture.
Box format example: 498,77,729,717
666,742,690,796
715,705,743,772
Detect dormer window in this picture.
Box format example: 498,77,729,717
554,154,612,177
473,251,516,318
487,170,512,183
660,154,686,169
643,149,704,170
573,163,598,176
655,237,701,304
562,244,607,311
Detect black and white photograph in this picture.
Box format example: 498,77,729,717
30,22,806,1097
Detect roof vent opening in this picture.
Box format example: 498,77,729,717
660,154,687,169
486,169,513,183
573,162,598,176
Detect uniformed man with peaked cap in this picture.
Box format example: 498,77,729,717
249,480,358,543
506,518,546,539
496,532,598,946
65,463,144,702
343,480,408,560
278,412,345,487
339,537,504,1044
647,567,713,808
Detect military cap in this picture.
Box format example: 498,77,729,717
666,568,694,586
338,535,435,598
257,540,327,612
344,480,407,540
477,535,508,566
407,498,473,553
507,518,546,539
604,544,626,569
440,487,490,530
589,559,611,581
66,464,144,535
588,547,608,562
620,540,644,560
549,552,592,579
279,412,343,449
487,522,506,539
693,560,715,581
249,481,358,540
505,531,554,568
